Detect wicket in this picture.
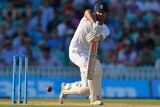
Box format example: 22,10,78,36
12,54,28,104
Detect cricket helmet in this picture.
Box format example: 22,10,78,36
94,1,108,13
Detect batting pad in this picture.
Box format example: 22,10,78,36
88,60,102,103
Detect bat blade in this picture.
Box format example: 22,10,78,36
86,41,98,80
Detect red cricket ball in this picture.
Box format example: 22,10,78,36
46,86,52,92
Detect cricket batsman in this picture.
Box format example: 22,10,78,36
59,1,110,105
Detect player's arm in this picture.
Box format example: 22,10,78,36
101,25,110,40
96,25,110,42
85,9,104,42
86,25,110,43
84,9,96,24
84,9,102,31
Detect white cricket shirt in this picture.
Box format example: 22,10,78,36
70,16,110,51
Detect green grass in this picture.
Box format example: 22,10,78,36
1,99,160,107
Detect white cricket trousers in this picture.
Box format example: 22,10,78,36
69,46,103,102
69,46,89,88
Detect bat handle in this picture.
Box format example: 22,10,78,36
96,21,99,25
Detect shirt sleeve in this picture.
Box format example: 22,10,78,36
101,24,110,40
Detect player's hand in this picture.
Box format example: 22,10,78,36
86,31,101,43
93,23,103,34
93,34,103,42
86,31,96,42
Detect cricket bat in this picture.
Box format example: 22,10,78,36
86,40,98,80
86,21,99,80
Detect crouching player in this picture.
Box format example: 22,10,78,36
59,1,110,105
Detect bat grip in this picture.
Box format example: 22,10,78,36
96,21,99,25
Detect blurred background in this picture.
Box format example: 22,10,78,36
0,0,160,99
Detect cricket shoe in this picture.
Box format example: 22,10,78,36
91,100,103,105
59,82,67,104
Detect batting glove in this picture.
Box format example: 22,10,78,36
93,23,103,34
86,31,101,43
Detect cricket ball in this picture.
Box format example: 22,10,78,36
46,86,52,92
